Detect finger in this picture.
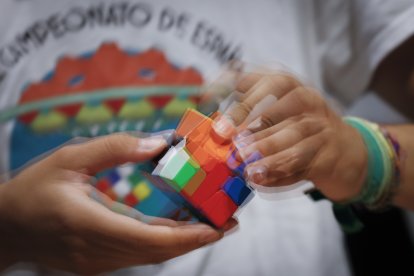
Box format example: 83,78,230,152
88,188,153,222
246,87,324,133
87,186,200,228
246,118,298,142
71,195,222,260
229,74,301,126
213,94,278,140
232,119,295,156
148,223,223,257
50,134,167,174
235,72,265,93
147,217,186,227
261,170,309,187
239,116,325,159
221,218,239,232
213,74,301,138
150,217,238,231
245,134,325,184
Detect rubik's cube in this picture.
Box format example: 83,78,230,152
146,108,260,228
94,165,184,218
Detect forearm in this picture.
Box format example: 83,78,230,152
371,36,414,120
0,184,16,270
383,125,414,210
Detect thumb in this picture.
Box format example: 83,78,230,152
73,194,223,260
146,223,224,256
50,133,167,174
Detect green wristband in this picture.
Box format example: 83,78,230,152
344,117,394,207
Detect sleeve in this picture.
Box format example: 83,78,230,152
315,0,414,105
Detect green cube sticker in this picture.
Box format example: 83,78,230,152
173,160,199,189
159,149,188,180
158,147,199,190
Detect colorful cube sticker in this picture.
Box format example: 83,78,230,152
112,179,131,199
173,159,199,189
223,176,252,206
147,108,258,228
200,190,237,228
133,182,151,201
124,192,139,206
157,147,200,191
187,162,231,208
182,168,206,196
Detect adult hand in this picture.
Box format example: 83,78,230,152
214,72,369,202
0,134,230,274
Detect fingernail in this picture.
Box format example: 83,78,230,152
237,143,260,161
233,131,254,152
234,150,244,162
246,165,268,184
247,117,264,132
238,147,251,161
199,230,220,244
213,116,235,139
137,136,166,151
227,150,240,170
222,219,239,232
234,130,252,142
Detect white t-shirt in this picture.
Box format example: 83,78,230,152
1,1,414,276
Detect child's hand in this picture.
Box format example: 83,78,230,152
215,72,368,202
0,134,227,274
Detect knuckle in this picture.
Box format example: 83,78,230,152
253,127,271,141
260,113,275,129
287,148,303,166
268,74,300,92
231,102,252,125
309,93,325,111
102,134,134,157
287,127,305,142
304,88,325,111
236,73,263,92
238,101,253,116
256,139,273,157
298,117,317,136
52,146,73,164
283,76,301,90
290,88,312,110
102,136,122,155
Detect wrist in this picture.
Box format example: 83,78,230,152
307,117,400,233
343,117,400,209
342,123,370,201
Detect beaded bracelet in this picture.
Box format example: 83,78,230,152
343,117,400,209
307,117,401,233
